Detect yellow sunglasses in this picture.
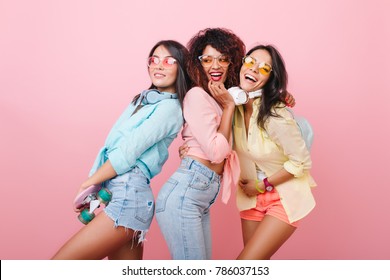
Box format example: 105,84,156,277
242,55,272,75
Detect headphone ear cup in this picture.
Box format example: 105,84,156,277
144,89,163,104
228,87,248,105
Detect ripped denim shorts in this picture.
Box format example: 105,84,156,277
104,166,154,236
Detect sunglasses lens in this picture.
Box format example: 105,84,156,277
243,56,255,68
163,57,176,67
259,64,272,75
147,57,159,67
218,55,230,67
199,55,213,66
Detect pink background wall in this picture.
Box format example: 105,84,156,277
1,0,389,260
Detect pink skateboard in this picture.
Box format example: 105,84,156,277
73,184,112,224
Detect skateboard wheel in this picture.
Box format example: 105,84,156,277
78,209,95,225
98,188,112,205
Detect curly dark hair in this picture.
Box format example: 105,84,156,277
132,40,192,109
246,45,288,130
187,28,245,93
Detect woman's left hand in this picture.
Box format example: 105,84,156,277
239,179,263,197
178,143,189,159
208,81,235,109
285,91,296,107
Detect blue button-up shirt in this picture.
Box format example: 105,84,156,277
89,98,183,180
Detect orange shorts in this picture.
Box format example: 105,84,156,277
240,189,299,227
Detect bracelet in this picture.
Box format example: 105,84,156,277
255,179,265,194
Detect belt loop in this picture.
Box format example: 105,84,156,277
215,172,219,182
187,157,194,170
181,157,191,169
212,171,220,183
211,171,216,182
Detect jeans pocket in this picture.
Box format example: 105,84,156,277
155,178,178,213
134,184,154,224
189,172,211,191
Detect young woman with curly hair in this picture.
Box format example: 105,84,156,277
155,28,245,259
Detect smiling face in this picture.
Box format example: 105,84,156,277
148,45,178,93
201,45,229,84
239,49,272,92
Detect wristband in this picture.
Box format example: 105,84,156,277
255,179,265,194
263,177,274,192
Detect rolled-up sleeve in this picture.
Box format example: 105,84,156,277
183,88,231,163
266,108,312,177
108,101,183,175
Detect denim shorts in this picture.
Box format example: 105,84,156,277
104,166,154,232
155,157,221,259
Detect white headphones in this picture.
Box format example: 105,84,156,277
228,87,262,105
139,89,178,105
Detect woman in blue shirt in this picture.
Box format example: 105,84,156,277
52,40,191,260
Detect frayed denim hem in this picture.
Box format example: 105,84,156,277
104,211,149,246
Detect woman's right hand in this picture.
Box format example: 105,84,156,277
179,143,189,159
72,161,117,212
239,179,264,197
208,80,235,110
285,91,296,107
73,183,91,212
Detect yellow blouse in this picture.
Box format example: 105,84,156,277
233,98,316,223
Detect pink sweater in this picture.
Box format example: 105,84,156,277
182,87,240,203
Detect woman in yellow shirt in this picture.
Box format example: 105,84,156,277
234,44,316,259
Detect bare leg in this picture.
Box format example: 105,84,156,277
240,219,260,246
108,237,143,260
52,213,139,260
237,215,296,260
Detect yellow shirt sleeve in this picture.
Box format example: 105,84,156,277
265,106,312,177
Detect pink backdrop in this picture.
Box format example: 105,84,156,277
1,0,389,259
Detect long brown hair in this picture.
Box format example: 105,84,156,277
246,45,288,130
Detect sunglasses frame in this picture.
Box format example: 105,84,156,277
147,56,177,68
242,55,273,75
198,54,230,67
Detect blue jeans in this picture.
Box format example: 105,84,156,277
155,157,221,259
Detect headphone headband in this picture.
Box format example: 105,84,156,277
228,87,263,105
139,89,178,105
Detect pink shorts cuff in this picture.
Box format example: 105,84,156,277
240,190,299,227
